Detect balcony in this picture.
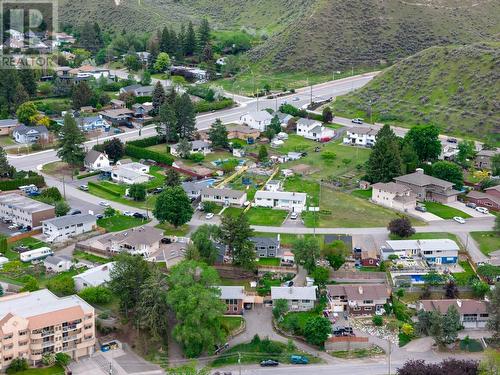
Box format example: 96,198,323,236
63,335,78,343
41,330,55,338
42,341,55,348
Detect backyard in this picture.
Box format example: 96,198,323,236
7,364,65,375
97,215,150,232
453,261,477,286
470,231,499,256
155,222,190,237
219,316,244,336
223,207,288,226
423,202,471,220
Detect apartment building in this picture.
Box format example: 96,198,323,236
42,214,96,243
0,289,95,370
0,193,55,228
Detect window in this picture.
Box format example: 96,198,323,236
480,313,489,318
363,300,373,304
364,306,372,311
352,307,361,311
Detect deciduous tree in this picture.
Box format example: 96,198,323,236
388,216,415,238
153,186,194,227
71,81,93,109
104,138,125,163
191,225,220,265
129,184,146,201
16,101,38,125
404,124,441,162
272,299,289,319
153,52,171,73
486,282,500,339
292,237,320,273
303,316,331,346
431,161,464,189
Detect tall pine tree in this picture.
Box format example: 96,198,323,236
184,22,197,56
197,18,211,53
157,102,178,142
174,93,196,139
57,113,86,166
152,82,166,116
366,124,402,183
17,69,37,97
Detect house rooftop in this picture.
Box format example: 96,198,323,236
385,239,460,251
217,286,245,300
255,190,307,202
372,182,412,194
0,193,54,214
245,111,273,122
202,187,246,199
99,108,134,118
327,284,390,301
271,286,317,301
42,213,96,229
13,124,48,136
43,254,72,266
350,126,377,136
0,119,19,127
85,150,106,165
477,149,499,157
250,236,280,248
467,191,500,206
297,118,321,127
420,299,488,315
394,170,454,189
99,227,163,248
73,262,115,287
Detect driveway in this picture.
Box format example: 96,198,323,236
406,207,442,222
446,201,494,218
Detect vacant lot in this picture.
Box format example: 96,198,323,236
424,202,471,220
224,207,288,226
470,231,499,256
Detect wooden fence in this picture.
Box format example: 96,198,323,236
7,229,42,243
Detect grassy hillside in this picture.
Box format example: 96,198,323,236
333,42,500,142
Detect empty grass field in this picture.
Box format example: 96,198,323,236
224,207,288,226
470,231,499,256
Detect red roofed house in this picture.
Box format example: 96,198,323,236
418,299,490,329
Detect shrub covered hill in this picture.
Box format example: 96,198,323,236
60,0,500,72
333,42,500,143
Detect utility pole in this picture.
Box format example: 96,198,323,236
62,175,66,199
238,352,242,375
310,80,313,105
387,340,391,375
109,361,113,375
351,65,354,92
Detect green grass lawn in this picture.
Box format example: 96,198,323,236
73,250,110,264
7,364,65,375
276,134,317,154
301,187,424,228
329,346,385,359
460,338,483,352
224,207,288,226
155,223,190,237
253,232,324,248
0,136,15,147
283,176,320,206
470,231,499,256
97,215,150,232
211,337,321,366
453,261,477,286
256,257,281,266
280,311,319,335
423,202,471,220
219,316,244,335
4,237,48,262
351,189,372,200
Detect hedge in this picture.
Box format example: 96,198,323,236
195,98,234,113
135,96,152,104
0,176,45,191
87,181,121,197
125,144,174,165
127,136,162,148
279,103,323,122
77,171,100,180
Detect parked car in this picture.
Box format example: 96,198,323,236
95,214,104,220
79,185,88,191
99,201,110,207
292,96,300,101
290,355,309,365
205,213,215,220
151,187,163,195
161,237,172,244
453,216,466,224
69,209,82,215
123,211,135,217
260,360,279,367
476,207,489,214
466,202,477,209
8,224,18,230
415,205,427,212
447,138,458,143
290,212,299,220
351,118,364,124
283,280,294,287
133,212,147,219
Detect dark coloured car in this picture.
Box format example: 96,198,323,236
69,209,82,215
415,206,427,212
151,187,164,195
161,237,172,244
133,212,147,219
95,214,104,220
466,202,477,209
260,360,279,367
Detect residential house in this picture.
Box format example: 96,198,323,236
288,152,303,161
119,85,154,97
136,51,151,64
254,191,307,212
42,214,96,243
0,289,95,370
12,125,49,144
250,236,280,258
0,193,55,228
53,32,76,46
381,239,459,264
485,185,500,198
217,286,245,315
361,249,379,267
132,103,153,119
201,188,247,207
111,163,151,185
474,149,499,171
393,168,460,203
110,99,125,109
99,109,134,127
73,262,115,291
466,190,500,211
371,182,417,212
440,144,459,161
271,286,317,311
170,140,212,157
240,111,273,131
77,116,110,133
296,118,334,141
419,299,490,329
170,66,208,81
84,150,110,171
69,65,109,80
96,227,163,257
43,255,72,273
181,180,213,200
264,180,282,192
0,119,19,136
327,284,391,316
273,111,293,127
343,126,377,147
225,124,261,141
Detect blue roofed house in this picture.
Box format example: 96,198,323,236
12,125,49,144
77,116,110,132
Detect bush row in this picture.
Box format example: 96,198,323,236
279,104,323,122
124,144,174,166
0,176,45,191
77,171,100,180
195,98,234,113
87,181,121,197
127,136,163,148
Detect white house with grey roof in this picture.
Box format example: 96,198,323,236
201,188,247,207
111,163,151,185
296,118,334,141
271,286,317,311
84,150,110,171
43,255,73,273
170,140,212,157
382,239,459,265
73,262,115,291
343,126,377,147
254,190,307,212
92,227,163,257
12,125,49,144
250,236,280,257
371,182,416,212
182,179,214,200
240,111,273,131
119,84,154,97
42,214,96,243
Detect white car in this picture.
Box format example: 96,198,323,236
351,118,364,124
8,224,18,230
453,216,466,224
99,201,110,207
292,96,300,101
123,211,134,217
475,207,489,214
205,213,215,220
290,212,299,220
79,185,88,191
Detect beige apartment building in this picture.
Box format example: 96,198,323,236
0,193,55,228
0,290,95,370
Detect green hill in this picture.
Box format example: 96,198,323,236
333,42,500,143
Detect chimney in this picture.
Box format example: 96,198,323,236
457,300,462,307
358,286,363,295
415,168,424,174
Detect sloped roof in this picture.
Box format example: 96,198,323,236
85,150,106,165
271,286,317,300
12,124,48,136
327,284,390,301
420,299,488,315
394,171,454,189
42,213,96,229
372,182,412,194
217,286,245,300
202,187,246,199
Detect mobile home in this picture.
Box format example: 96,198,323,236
20,247,53,262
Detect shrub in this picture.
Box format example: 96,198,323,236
202,201,218,213
88,181,120,197
127,136,163,148
78,286,113,304
124,144,174,165
55,353,71,366
189,152,205,163
372,315,383,326
260,338,283,354
195,98,234,113
46,274,76,296
0,175,45,191
77,171,100,180
7,358,28,373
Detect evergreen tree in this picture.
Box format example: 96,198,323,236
366,124,402,183
104,138,125,163
184,22,197,56
442,305,461,344
152,82,166,116
197,19,211,53
57,114,86,167
79,21,98,52
13,84,29,109
0,147,13,177
269,115,282,134
0,70,19,113
177,138,192,159
178,24,186,56
208,119,229,149
169,29,179,57
157,102,178,142
258,144,268,161
17,69,37,97
160,27,170,53
174,93,196,139
191,225,220,265
201,42,213,63
164,169,181,187
219,214,255,269
71,81,93,109
93,22,104,51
